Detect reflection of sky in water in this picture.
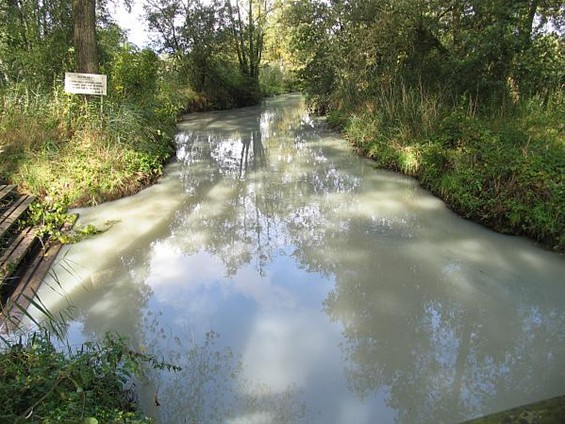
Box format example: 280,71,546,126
140,239,393,423
33,94,565,424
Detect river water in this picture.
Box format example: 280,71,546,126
34,94,564,423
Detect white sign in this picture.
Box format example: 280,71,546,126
64,72,107,96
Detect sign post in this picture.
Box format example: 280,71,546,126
64,72,107,96
64,72,107,116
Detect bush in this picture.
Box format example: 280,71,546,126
259,62,296,97
106,46,160,104
421,109,564,250
0,330,179,423
340,89,565,252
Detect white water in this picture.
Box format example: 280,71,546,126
33,94,565,423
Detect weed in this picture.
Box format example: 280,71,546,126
0,329,179,423
339,87,565,251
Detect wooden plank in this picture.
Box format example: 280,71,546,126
0,243,46,329
1,213,77,329
0,185,15,202
0,227,37,283
0,194,35,240
7,241,64,320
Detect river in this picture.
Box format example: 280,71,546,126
33,94,565,423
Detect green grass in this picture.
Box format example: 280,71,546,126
0,86,178,208
333,90,565,252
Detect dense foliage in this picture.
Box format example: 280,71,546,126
285,0,565,250
144,0,290,107
0,330,178,423
286,0,564,111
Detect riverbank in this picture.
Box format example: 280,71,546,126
22,94,565,423
327,101,565,253
2,86,563,253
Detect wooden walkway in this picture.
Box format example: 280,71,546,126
0,184,67,329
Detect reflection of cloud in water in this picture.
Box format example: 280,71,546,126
141,235,359,422
241,310,332,394
148,242,223,293
141,314,307,424
148,241,296,313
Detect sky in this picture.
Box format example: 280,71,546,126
112,1,150,48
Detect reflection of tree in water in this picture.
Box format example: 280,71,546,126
147,94,565,422
322,239,565,423
140,310,306,423
238,130,266,177
170,97,362,277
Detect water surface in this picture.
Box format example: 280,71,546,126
35,94,565,423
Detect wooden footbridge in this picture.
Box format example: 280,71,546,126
0,184,67,328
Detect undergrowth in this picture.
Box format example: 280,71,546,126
331,90,565,252
0,86,177,208
0,330,180,423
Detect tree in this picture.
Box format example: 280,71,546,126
284,0,340,111
71,0,134,74
0,0,73,86
145,0,232,95
73,0,98,73
285,0,565,112
0,0,135,86
226,0,272,85
145,0,271,106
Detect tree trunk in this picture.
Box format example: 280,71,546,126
72,0,98,73
524,0,539,44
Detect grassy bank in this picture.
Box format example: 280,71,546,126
0,68,291,210
0,87,185,208
0,71,201,240
328,90,564,252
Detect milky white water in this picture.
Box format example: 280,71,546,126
33,94,565,423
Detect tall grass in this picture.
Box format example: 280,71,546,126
0,84,179,207
333,82,565,251
332,81,448,174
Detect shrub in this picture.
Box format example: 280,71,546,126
340,88,565,252
0,330,179,423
